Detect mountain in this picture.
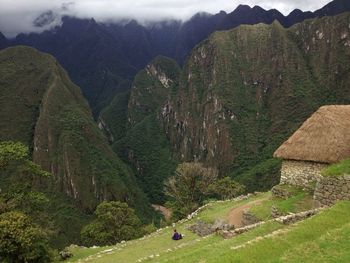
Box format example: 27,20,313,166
100,56,180,203
0,32,7,49
103,13,350,196
4,0,350,115
314,0,350,16
0,46,153,220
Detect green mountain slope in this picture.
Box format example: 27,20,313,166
102,13,350,196
100,56,180,203
0,46,153,227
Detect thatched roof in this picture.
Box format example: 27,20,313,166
274,105,350,164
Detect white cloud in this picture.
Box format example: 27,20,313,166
0,0,331,37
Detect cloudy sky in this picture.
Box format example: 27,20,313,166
0,0,331,37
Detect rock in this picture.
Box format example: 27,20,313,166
218,230,235,239
271,205,284,218
59,250,73,261
187,220,213,237
211,219,233,232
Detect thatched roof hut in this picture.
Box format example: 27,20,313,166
274,105,350,164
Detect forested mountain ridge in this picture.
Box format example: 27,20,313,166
1,0,349,114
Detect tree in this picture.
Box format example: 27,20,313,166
81,201,141,246
0,141,53,236
0,211,53,263
164,162,218,218
0,141,28,168
208,177,245,200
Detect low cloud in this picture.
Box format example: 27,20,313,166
0,0,331,37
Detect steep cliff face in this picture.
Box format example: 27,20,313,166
0,46,151,216
167,14,350,177
166,14,350,172
117,13,350,193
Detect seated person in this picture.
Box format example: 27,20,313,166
172,229,183,240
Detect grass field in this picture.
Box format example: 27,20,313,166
65,194,350,263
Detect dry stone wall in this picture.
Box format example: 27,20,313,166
280,160,327,189
314,175,350,206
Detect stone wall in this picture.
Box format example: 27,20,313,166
280,160,327,189
314,175,350,206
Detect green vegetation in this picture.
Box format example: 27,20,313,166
0,141,89,248
114,115,177,204
322,159,350,177
0,142,54,262
102,56,181,204
81,201,142,246
99,91,130,142
208,176,245,200
0,211,53,263
161,161,245,222
234,158,282,192
164,162,218,219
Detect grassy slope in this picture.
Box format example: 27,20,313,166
250,190,314,220
322,159,350,177
67,193,269,262
68,194,350,263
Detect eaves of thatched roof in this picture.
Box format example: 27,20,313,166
274,105,350,164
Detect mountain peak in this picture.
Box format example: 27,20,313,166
233,4,252,13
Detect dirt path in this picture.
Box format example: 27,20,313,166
228,199,266,228
152,204,172,221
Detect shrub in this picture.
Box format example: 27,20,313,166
81,201,142,246
0,211,53,263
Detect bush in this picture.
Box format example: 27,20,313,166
208,177,245,200
81,201,142,246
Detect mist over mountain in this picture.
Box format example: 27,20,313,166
0,0,333,38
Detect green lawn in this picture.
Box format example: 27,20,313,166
249,187,314,220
